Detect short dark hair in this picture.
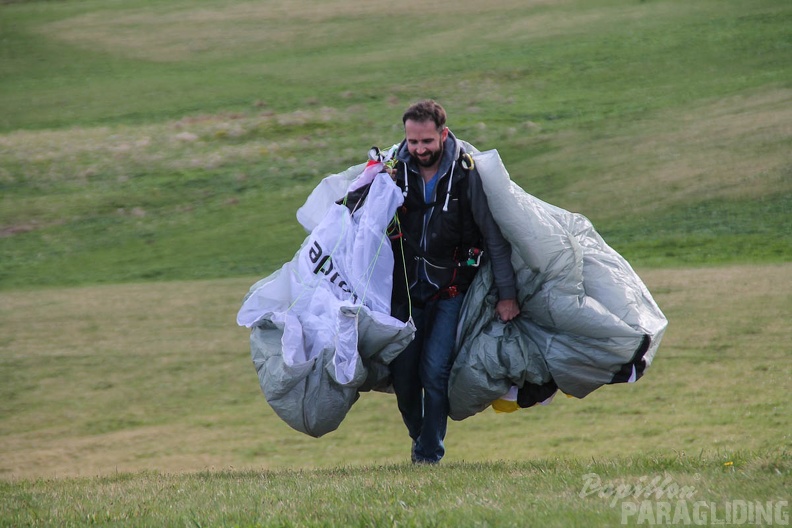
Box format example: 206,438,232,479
402,100,447,132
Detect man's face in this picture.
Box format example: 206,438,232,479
405,119,448,169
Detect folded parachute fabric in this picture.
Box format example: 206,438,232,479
448,148,668,421
237,164,415,437
238,141,668,434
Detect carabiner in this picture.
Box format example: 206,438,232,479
460,152,475,171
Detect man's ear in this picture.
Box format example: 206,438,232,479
440,126,449,142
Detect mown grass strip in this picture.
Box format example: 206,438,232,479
1,452,788,527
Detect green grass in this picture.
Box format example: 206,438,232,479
0,266,789,478
2,0,791,289
2,454,789,527
600,192,792,266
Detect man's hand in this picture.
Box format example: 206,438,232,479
495,298,520,322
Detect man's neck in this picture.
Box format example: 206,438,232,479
420,165,439,183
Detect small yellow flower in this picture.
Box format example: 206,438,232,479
724,461,734,467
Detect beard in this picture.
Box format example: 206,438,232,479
411,145,443,168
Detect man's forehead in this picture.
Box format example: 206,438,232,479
405,119,441,138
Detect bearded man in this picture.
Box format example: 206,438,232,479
387,99,519,464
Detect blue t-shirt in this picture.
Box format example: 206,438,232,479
424,172,439,204
418,172,440,282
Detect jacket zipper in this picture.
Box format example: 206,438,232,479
412,169,445,291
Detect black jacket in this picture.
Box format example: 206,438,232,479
390,131,516,320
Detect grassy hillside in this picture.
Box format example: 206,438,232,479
1,0,791,289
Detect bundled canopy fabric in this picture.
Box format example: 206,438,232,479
238,141,667,436
448,148,668,420
237,163,415,437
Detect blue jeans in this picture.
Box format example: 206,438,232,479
389,293,466,463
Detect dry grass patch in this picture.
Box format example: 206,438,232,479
38,0,541,62
549,88,792,218
492,0,705,42
1,264,789,479
0,107,346,188
643,263,791,355
38,0,708,64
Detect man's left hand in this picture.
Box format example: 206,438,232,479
495,298,520,322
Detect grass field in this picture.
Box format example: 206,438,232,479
1,265,790,477
0,265,790,525
1,0,790,525
2,0,791,288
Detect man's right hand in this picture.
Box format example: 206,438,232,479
496,298,520,322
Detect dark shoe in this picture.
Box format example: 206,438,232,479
411,440,439,465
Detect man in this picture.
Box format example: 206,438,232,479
387,100,519,464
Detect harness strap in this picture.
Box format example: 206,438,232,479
395,229,483,269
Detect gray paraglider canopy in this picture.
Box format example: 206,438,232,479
238,143,667,436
